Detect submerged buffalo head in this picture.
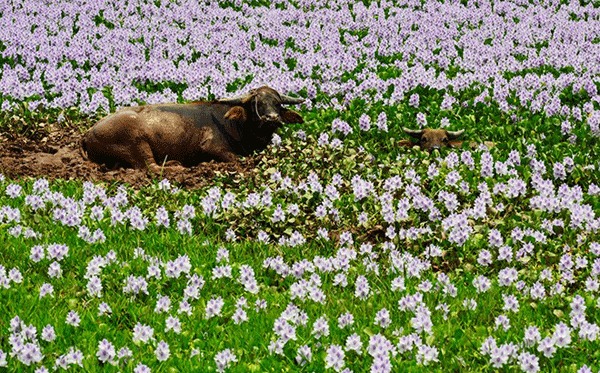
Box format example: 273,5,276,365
217,86,304,128
402,127,465,150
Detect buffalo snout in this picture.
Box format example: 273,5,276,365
264,113,281,123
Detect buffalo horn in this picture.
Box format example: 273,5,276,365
279,94,304,105
217,92,254,105
403,127,424,139
446,129,465,139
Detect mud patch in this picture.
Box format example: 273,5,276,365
0,127,259,190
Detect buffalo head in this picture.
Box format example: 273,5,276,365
402,127,465,150
217,86,304,128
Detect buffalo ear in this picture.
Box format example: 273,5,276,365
281,109,304,124
224,106,247,122
448,140,464,148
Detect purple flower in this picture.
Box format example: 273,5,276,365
98,302,112,317
39,283,54,298
325,344,345,372
332,118,353,136
337,312,354,329
295,345,312,366
134,363,151,373
214,349,237,372
312,316,329,339
359,113,371,131
41,325,56,342
416,343,439,366
376,112,388,131
155,340,170,362
123,275,149,296
65,311,81,327
416,112,427,127
5,183,22,198
205,297,225,319
537,337,556,357
132,323,154,344
96,339,116,363
409,93,420,107
354,275,370,299
374,308,391,328
345,333,362,354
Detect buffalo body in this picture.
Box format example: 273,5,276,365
81,86,304,171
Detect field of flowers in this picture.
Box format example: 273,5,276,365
1,0,600,371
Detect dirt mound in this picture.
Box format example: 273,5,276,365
0,127,259,189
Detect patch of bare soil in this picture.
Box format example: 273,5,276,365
0,126,259,189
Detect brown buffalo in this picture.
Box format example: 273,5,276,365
399,127,466,150
399,128,496,151
81,86,304,171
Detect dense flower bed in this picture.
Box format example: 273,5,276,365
0,0,599,126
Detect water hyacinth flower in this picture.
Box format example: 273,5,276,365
325,344,345,372
416,112,427,127
154,295,172,314
312,316,330,339
54,347,84,369
332,118,353,136
538,337,556,358
205,297,225,319
495,314,510,331
5,183,22,198
132,323,155,344
337,312,354,329
86,276,103,298
96,339,116,364
46,244,69,261
30,245,45,262
155,206,170,227
212,265,233,280
65,311,81,327
295,345,312,366
376,112,388,132
409,93,420,108
98,302,112,317
14,342,44,366
477,249,492,266
354,275,370,299
359,113,371,131
214,349,237,373
155,340,170,362
0,350,7,367
123,275,149,296
345,333,363,354
375,308,391,328
134,363,151,373
367,334,395,370
39,283,54,298
416,344,439,366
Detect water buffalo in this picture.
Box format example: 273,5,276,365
399,128,496,151
399,127,465,150
81,86,304,171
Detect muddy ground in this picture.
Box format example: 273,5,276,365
0,126,259,190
